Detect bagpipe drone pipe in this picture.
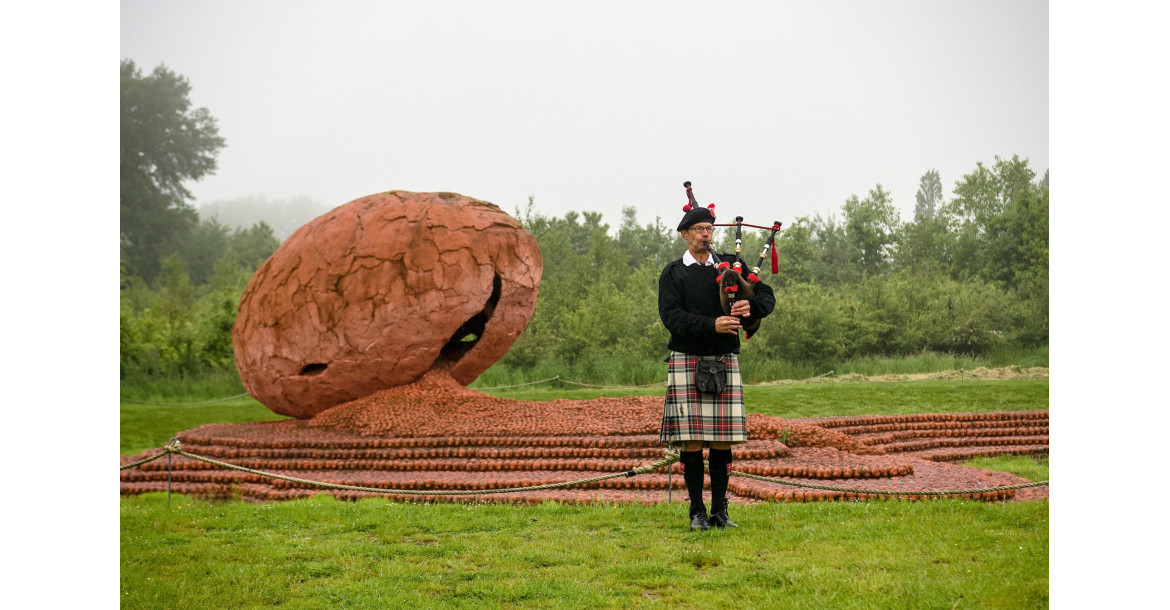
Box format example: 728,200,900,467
683,180,782,339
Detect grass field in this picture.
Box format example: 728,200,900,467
120,373,1048,608
122,490,1047,608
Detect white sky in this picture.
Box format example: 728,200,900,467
120,0,1048,227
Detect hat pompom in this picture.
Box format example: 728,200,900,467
682,204,692,213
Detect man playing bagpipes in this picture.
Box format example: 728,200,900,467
658,181,780,531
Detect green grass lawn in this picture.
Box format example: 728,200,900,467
121,376,1048,608
120,397,289,455
477,378,1049,419
745,379,1049,419
122,492,1047,609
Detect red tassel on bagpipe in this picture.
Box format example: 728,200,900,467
771,237,779,274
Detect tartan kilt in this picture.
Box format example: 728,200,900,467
659,351,747,446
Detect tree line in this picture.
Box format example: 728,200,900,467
120,60,1047,384
499,155,1047,377
121,59,280,380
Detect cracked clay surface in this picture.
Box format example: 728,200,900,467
232,191,542,419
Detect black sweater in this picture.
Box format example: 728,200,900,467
658,256,776,356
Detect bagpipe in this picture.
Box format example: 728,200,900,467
683,180,782,339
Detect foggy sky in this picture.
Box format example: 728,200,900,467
120,0,1048,229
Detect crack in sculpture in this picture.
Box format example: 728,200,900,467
298,363,328,376
437,273,501,367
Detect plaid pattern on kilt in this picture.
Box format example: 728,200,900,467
659,351,747,446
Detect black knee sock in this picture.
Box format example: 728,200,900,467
708,448,732,513
680,450,707,516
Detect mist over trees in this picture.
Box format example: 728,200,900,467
121,61,281,380
121,59,225,281
198,195,332,241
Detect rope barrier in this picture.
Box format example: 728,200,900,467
120,393,251,406
120,451,169,470
121,368,1033,404
470,376,562,390
556,379,668,389
730,470,1049,496
122,442,1048,499
474,376,667,390
122,440,680,496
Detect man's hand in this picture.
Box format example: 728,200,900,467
730,300,751,318
715,316,742,334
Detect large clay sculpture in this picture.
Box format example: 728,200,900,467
232,191,542,419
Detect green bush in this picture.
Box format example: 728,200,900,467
755,283,848,368
121,253,251,380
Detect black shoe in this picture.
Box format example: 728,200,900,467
709,510,739,528
690,511,710,532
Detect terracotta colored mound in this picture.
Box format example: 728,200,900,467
121,372,1048,504
795,412,1051,464
306,370,661,438
232,191,542,419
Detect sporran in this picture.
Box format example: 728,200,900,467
694,357,727,394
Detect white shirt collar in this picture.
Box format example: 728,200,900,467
682,250,714,266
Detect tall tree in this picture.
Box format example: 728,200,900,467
940,155,1037,281
174,219,280,286
842,184,900,278
808,213,859,285
227,221,281,271
121,59,225,281
981,177,1049,289
897,170,949,274
615,206,677,271
914,169,943,222
773,216,816,286
895,212,949,275
176,217,232,286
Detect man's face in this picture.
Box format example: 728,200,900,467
681,223,715,255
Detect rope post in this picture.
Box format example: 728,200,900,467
665,448,679,503
166,437,180,508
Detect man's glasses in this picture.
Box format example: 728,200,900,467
689,226,714,235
